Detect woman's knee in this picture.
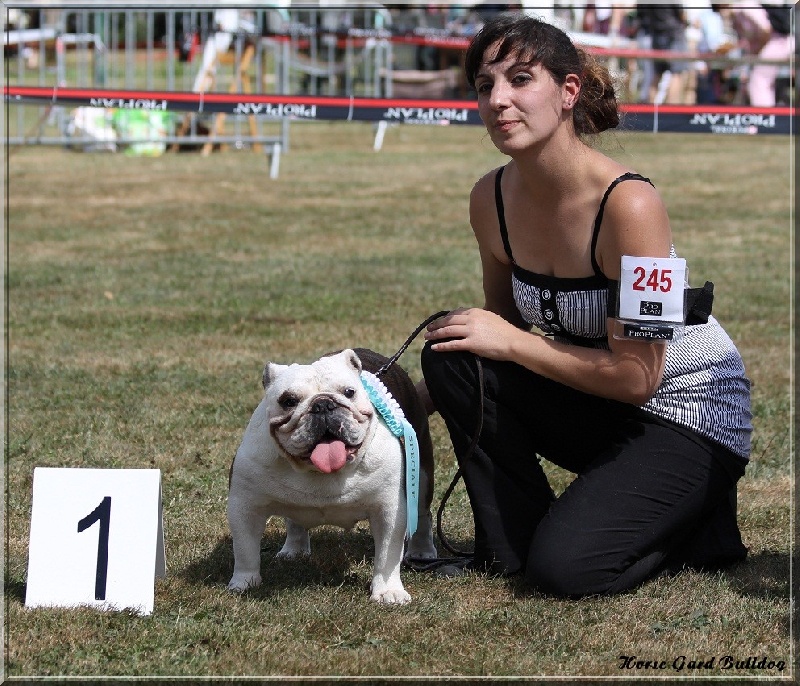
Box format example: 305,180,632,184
419,340,442,380
526,527,667,598
420,343,479,402
525,545,593,598
525,527,618,598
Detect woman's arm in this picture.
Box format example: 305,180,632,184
470,171,531,329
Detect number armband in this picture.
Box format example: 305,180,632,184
607,256,714,343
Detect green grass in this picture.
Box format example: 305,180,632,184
5,123,793,679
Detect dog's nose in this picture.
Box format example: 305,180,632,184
311,396,337,414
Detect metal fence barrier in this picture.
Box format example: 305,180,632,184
3,6,394,163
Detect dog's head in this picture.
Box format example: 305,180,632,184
262,349,375,474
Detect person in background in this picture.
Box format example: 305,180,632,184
582,2,614,35
419,13,752,597
692,4,736,104
635,4,689,102
730,4,794,107
192,10,257,93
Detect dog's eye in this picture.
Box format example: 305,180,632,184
343,387,356,399
278,393,299,410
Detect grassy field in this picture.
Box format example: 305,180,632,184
4,122,792,680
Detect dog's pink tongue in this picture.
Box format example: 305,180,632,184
310,440,348,473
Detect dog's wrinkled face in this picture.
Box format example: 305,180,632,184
263,349,375,474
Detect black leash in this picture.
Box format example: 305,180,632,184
374,310,450,379
435,352,483,559
377,311,485,563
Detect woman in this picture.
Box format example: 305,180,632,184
420,13,752,597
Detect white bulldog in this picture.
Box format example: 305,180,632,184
227,348,437,604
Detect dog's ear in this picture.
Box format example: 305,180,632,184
262,362,288,389
342,349,362,373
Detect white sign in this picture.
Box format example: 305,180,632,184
25,468,165,616
619,256,686,323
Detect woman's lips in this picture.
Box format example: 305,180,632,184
494,119,519,132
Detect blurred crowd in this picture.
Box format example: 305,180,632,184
4,3,794,106
389,3,794,106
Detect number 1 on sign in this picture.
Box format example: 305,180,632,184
77,496,111,600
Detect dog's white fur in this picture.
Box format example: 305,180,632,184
227,349,436,604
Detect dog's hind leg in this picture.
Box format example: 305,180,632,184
276,517,311,558
405,508,437,561
404,461,437,561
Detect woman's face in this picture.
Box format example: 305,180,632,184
474,41,578,154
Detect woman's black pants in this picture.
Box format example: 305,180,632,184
421,343,747,597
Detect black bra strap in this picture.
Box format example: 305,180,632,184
494,166,514,263
590,172,653,277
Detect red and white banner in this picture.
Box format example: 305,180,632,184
5,85,793,136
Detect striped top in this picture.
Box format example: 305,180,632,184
495,167,752,459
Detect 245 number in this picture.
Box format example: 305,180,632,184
632,267,672,293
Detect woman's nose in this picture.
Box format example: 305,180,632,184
488,81,511,109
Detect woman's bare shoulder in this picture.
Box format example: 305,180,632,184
469,165,505,230
470,165,503,202
596,173,672,277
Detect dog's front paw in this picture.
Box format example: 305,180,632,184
370,586,411,604
228,572,262,593
370,576,411,604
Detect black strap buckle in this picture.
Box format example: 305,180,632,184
607,280,714,325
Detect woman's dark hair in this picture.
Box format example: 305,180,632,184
464,13,620,136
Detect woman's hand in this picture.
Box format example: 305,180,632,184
424,307,528,361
